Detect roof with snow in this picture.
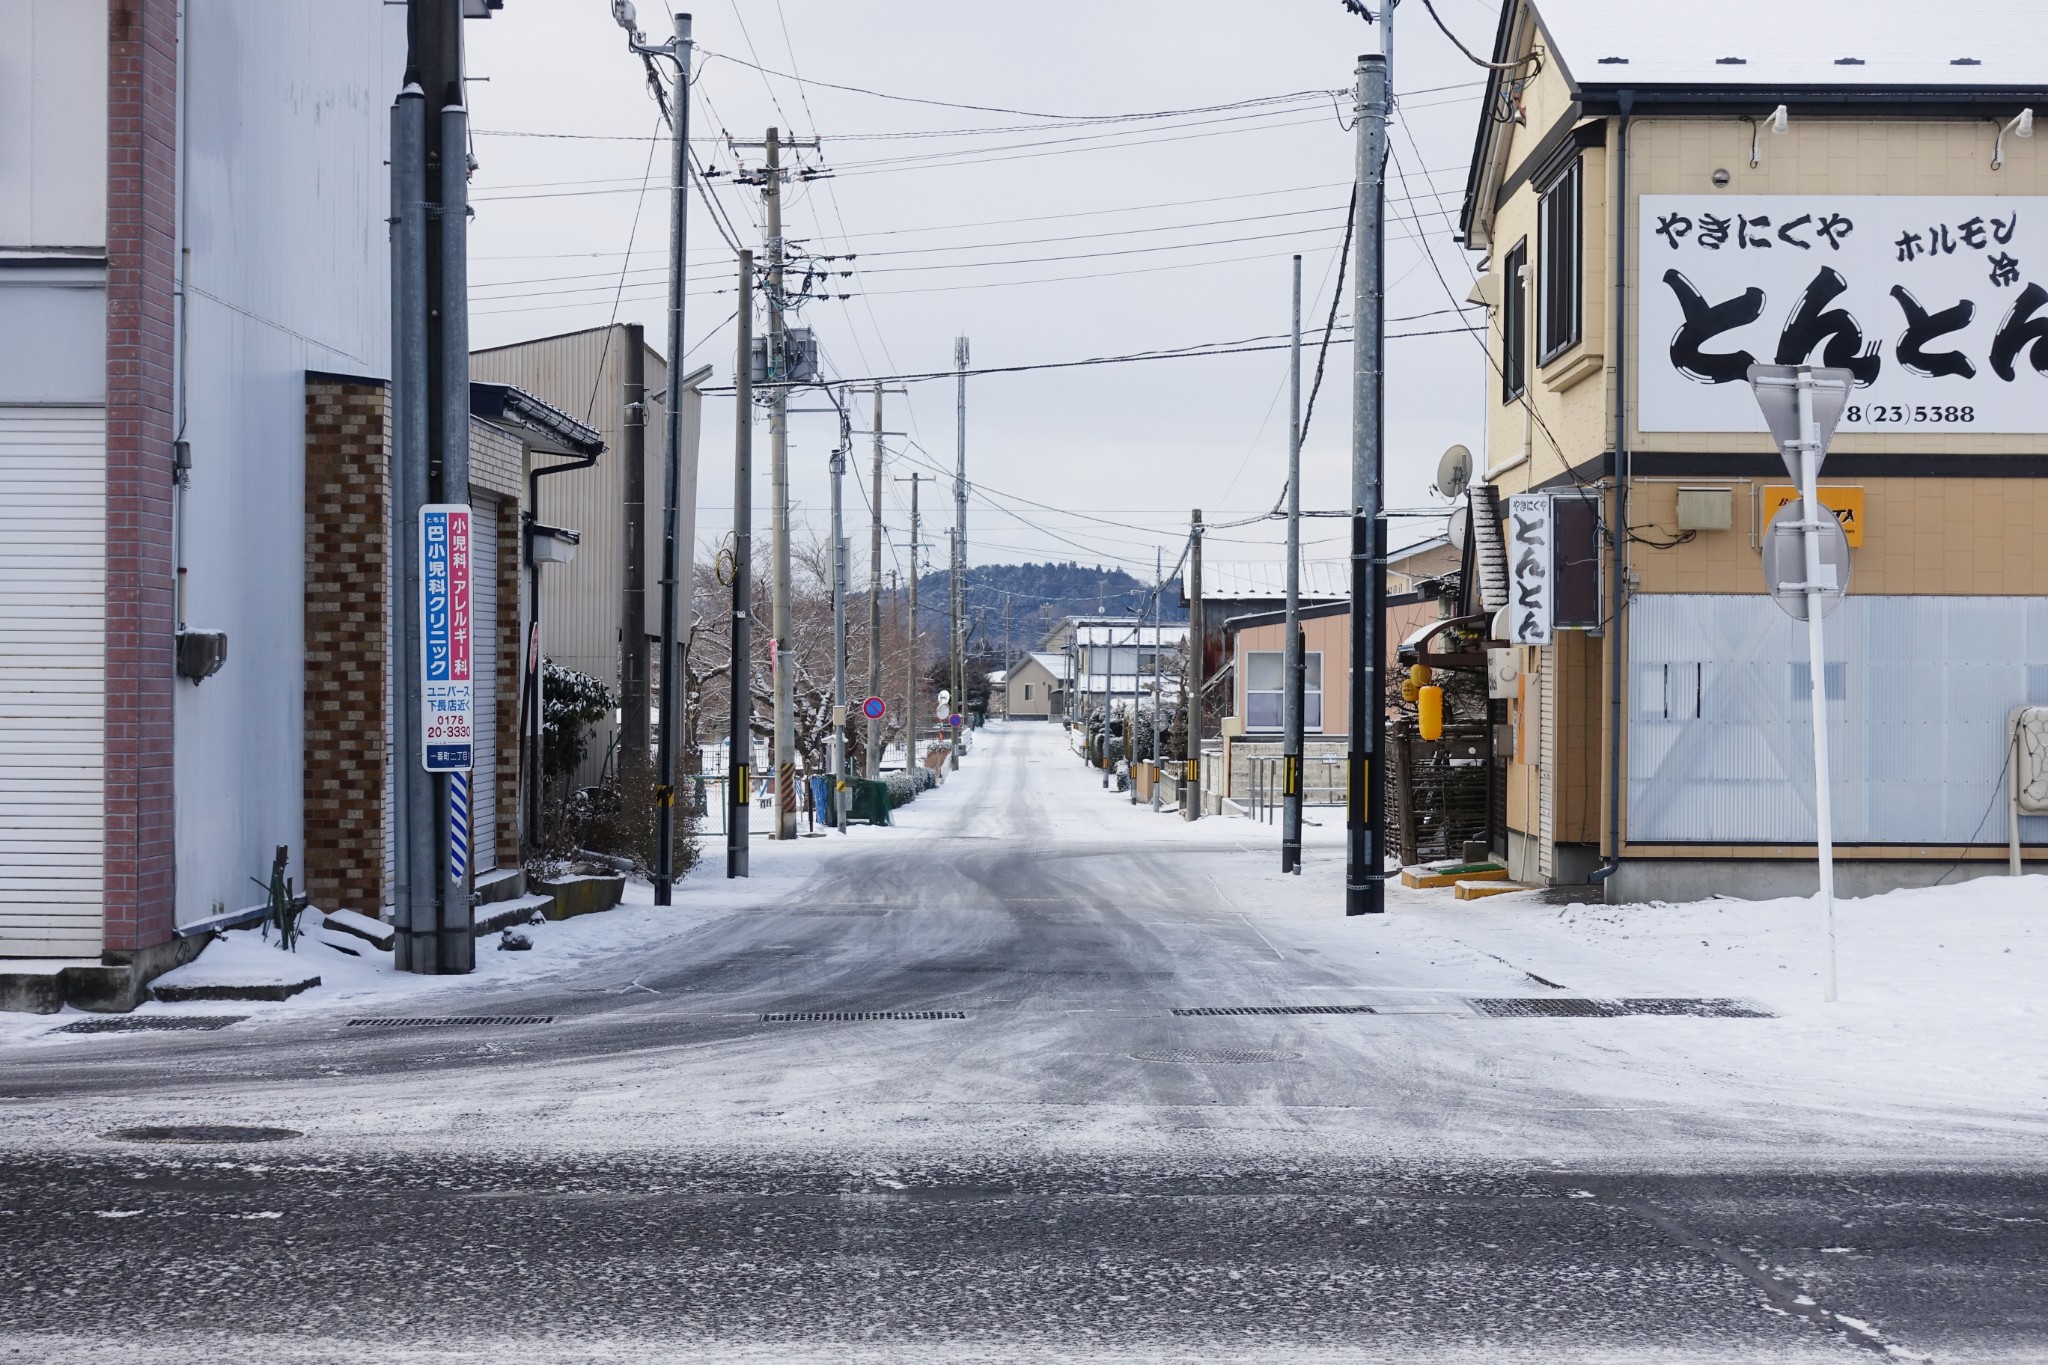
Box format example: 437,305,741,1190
1024,651,1073,680
1532,0,2048,92
1068,624,1190,648
1196,560,1350,602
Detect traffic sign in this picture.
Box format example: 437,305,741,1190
862,696,886,720
1763,498,1851,621
948,713,963,729
1747,364,1856,481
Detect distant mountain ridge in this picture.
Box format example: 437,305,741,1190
914,561,1187,656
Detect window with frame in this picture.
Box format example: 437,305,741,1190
1537,160,1582,362
1500,237,1529,402
1244,650,1323,732
1023,683,1033,701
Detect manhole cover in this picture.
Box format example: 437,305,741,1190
1172,1005,1375,1016
1468,997,1774,1019
345,1016,555,1027
761,1011,966,1022
1131,1047,1300,1065
104,1125,302,1144
57,1015,247,1034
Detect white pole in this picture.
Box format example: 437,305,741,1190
1797,369,1838,1003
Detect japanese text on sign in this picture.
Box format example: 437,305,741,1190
1507,494,1554,647
421,504,475,772
1639,196,2048,433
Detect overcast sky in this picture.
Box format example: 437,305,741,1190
464,0,1498,585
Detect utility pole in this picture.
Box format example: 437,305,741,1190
829,390,850,833
1346,24,1392,916
621,324,649,773
864,381,907,777
1184,509,1203,821
1151,546,1163,811
391,0,473,973
895,472,926,775
1282,255,1305,874
609,6,694,903
950,336,969,769
948,526,959,758
727,250,753,877
731,126,816,839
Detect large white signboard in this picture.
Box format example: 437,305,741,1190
1507,494,1553,646
1639,196,2048,433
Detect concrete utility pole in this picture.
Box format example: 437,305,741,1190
1185,508,1203,821
621,324,649,772
1152,546,1163,812
651,11,693,902
1282,254,1305,874
727,251,754,878
896,472,926,773
866,382,884,777
829,391,850,834
950,336,969,770
948,526,959,758
1346,22,1392,917
391,0,472,973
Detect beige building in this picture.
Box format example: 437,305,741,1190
1459,0,2048,899
1005,653,1069,720
471,326,711,787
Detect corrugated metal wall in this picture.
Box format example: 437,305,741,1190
1629,594,2048,844
0,408,106,957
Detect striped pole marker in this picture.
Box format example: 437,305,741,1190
449,771,471,883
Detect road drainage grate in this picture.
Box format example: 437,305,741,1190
761,1011,967,1022
104,1125,302,1144
1468,997,1773,1019
57,1015,247,1034
345,1016,555,1028
1172,1005,1376,1017
1132,1047,1300,1064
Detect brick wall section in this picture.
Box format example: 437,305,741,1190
103,0,179,954
303,382,390,913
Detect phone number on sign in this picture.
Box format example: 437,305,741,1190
1845,404,1977,424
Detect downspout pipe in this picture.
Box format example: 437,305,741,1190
1589,90,1634,891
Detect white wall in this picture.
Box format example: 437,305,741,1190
171,2,406,922
0,0,107,249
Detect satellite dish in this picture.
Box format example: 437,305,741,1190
1447,503,1471,553
1435,444,1473,500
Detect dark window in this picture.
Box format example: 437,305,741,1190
1538,160,1583,362
1501,238,1528,402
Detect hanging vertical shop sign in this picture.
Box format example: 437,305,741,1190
421,504,476,772
1639,195,2048,434
1506,493,1554,646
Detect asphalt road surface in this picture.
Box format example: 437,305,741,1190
1,725,2041,1363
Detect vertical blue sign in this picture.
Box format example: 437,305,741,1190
421,504,475,772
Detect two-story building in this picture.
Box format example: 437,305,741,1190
1459,0,2048,899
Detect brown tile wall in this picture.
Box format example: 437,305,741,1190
496,496,522,862
303,381,389,914
103,0,180,954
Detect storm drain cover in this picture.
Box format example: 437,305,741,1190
1172,1005,1376,1017
1132,1047,1300,1065
57,1015,247,1034
1468,997,1773,1019
345,1016,555,1028
104,1125,302,1144
762,1011,966,1022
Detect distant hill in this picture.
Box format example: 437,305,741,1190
914,561,1187,657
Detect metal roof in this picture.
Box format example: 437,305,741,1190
1068,624,1190,646
1198,560,1350,601
1535,0,2048,90
1026,652,1073,680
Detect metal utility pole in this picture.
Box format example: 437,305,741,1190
866,382,885,777
1346,29,1391,917
1184,509,1203,821
1282,255,1305,874
621,324,649,771
727,251,754,877
828,393,850,834
392,0,473,973
950,336,969,769
896,472,926,774
948,526,959,757
609,6,694,902
1151,547,1163,811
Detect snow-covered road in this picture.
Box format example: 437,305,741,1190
1,721,2043,1361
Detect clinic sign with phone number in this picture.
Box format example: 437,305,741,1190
421,504,474,772
1638,196,2048,434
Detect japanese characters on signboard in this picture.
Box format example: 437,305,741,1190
421,504,475,773
1639,196,2048,433
1507,493,1553,647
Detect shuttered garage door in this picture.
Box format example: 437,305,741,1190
0,407,104,957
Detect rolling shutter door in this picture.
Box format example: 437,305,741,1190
470,497,498,873
0,407,104,957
